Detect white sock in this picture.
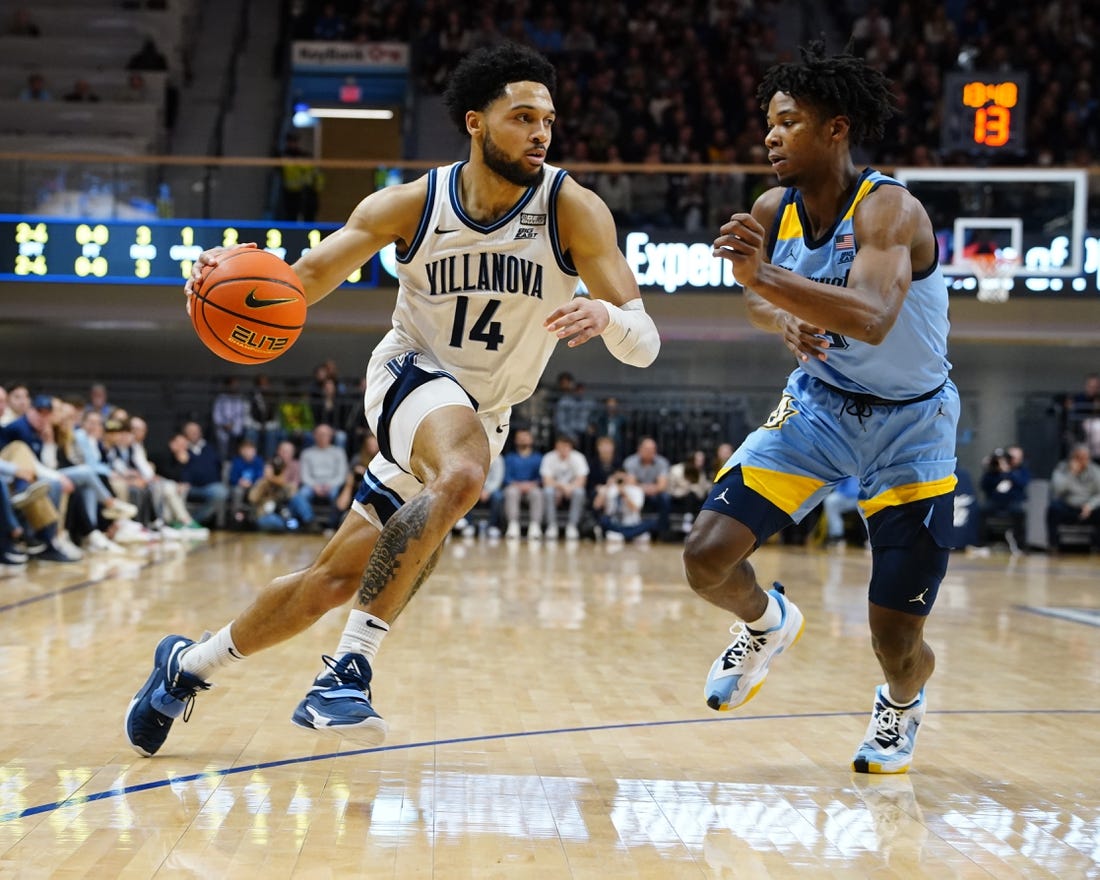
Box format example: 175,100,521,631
336,610,389,662
745,591,782,632
881,684,920,708
179,623,244,681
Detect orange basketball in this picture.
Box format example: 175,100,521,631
190,246,307,364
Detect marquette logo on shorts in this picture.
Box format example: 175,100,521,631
762,393,798,430
520,213,546,226
230,325,290,352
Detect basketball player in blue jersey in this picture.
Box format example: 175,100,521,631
125,42,660,757
683,43,958,774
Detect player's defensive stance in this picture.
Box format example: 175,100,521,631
683,43,957,774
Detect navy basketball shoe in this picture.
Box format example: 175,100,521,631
125,635,210,757
291,653,388,746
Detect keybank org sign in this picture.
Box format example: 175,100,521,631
624,231,1100,295
291,41,409,71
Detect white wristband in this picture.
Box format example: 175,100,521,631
598,298,660,367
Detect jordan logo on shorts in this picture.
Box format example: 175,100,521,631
715,488,730,505
909,588,929,606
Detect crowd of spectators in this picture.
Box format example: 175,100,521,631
5,5,179,131
7,365,1100,567
288,0,1098,229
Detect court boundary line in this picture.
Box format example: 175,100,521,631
3,708,1098,823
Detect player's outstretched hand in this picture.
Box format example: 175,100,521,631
183,242,258,314
778,312,830,363
544,296,611,348
712,213,766,287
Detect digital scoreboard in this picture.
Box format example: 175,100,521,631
1,216,382,286
941,71,1028,155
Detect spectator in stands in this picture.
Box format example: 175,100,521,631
291,424,347,531
4,7,39,37
0,395,82,562
458,454,504,539
552,372,594,455
503,428,545,541
246,373,281,459
1066,373,1100,461
127,37,168,72
119,72,149,103
17,73,51,101
279,381,315,447
84,383,113,420
711,442,734,476
592,395,626,452
623,436,672,538
212,376,249,463
587,434,621,501
822,475,862,547
0,460,31,571
228,437,265,528
249,450,298,532
129,416,206,536
127,37,176,129
540,434,589,541
335,433,378,512
63,79,100,103
311,376,348,449
1046,443,1100,552
979,445,1030,554
594,471,653,545
1,383,28,426
180,421,228,530
668,449,712,535
101,416,157,532
280,133,324,223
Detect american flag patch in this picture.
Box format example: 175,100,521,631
835,233,855,251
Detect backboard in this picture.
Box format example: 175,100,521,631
894,168,1088,293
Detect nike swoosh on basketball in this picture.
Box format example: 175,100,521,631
245,289,299,308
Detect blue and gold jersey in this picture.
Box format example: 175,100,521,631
767,168,951,399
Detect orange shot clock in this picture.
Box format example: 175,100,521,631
942,71,1028,154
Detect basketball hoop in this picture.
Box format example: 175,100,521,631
967,250,1020,303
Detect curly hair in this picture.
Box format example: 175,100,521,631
442,42,557,136
756,41,896,145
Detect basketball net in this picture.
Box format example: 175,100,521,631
968,251,1020,304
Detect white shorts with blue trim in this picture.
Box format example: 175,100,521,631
350,350,510,530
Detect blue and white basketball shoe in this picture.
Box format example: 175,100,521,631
125,634,210,757
704,584,805,712
291,653,388,746
852,685,926,774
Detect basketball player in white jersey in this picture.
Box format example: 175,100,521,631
125,42,660,756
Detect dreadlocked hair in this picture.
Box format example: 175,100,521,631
443,42,557,137
756,40,896,145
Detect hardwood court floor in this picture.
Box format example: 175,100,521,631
1,533,1099,879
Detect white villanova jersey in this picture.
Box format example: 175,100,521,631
372,161,581,413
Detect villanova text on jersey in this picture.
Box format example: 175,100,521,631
425,252,544,299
